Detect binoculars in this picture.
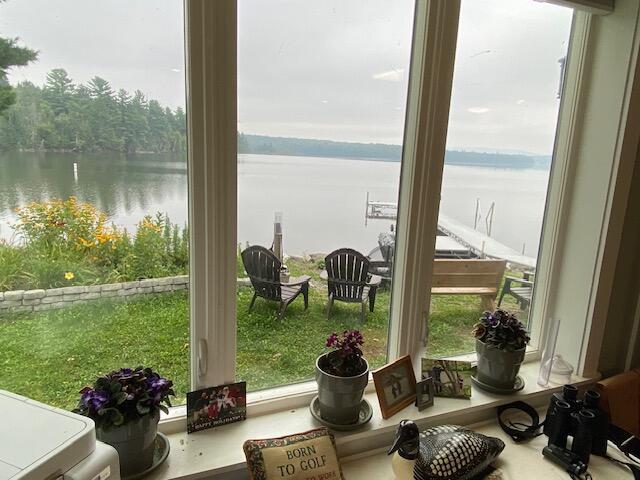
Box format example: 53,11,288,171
543,385,609,465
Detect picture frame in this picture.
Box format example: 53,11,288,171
372,355,417,419
421,358,472,399
415,377,435,411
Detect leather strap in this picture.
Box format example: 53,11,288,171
496,401,544,443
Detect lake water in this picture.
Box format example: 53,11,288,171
0,152,549,257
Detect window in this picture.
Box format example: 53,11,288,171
0,0,190,408
1,0,632,421
426,0,574,356
236,0,415,391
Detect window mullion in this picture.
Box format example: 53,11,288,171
388,0,461,367
186,0,238,390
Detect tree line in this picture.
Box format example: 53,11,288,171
0,68,186,153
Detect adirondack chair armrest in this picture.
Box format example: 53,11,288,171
367,275,382,287
283,275,311,287
503,276,534,287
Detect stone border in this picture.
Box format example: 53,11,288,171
0,275,189,313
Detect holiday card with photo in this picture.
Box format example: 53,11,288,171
187,381,247,433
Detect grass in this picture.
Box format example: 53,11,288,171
0,257,527,410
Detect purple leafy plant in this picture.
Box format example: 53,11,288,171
473,309,530,351
324,330,366,377
74,366,174,429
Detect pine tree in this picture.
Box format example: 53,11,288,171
87,76,119,151
0,69,188,153
0,36,37,114
43,68,74,115
116,88,136,153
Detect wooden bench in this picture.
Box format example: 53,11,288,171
430,259,507,311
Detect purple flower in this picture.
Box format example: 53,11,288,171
81,388,110,412
477,309,530,351
324,330,365,377
74,366,174,429
326,332,339,348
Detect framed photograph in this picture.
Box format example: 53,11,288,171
421,358,472,399
372,355,417,419
415,377,435,411
186,381,247,433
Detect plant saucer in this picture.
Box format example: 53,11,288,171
471,373,525,395
123,432,170,480
309,396,373,431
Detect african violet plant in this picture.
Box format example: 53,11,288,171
473,309,530,351
324,329,366,377
74,366,174,429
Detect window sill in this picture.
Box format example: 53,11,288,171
148,362,597,480
340,416,629,480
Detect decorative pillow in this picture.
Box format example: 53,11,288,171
414,425,505,480
243,427,345,480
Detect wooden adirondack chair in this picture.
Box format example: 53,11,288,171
497,272,534,311
241,245,310,320
323,248,382,322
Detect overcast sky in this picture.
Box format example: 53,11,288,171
1,0,572,155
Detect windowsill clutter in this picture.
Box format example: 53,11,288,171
145,362,598,480
340,420,631,480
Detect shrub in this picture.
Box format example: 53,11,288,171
0,242,25,290
14,197,118,253
0,197,190,290
130,213,173,279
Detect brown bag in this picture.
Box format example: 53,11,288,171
596,369,640,436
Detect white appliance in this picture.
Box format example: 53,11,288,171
0,390,120,480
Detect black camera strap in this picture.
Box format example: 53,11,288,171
497,401,545,442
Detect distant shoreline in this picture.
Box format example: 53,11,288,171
5,139,552,170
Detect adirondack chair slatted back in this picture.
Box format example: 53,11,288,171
242,245,282,301
325,248,370,302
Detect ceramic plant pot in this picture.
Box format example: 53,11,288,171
97,411,159,478
315,352,369,425
475,339,526,390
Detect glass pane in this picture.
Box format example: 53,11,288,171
0,1,190,409
427,0,573,356
237,0,414,390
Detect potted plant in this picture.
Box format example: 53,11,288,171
315,330,369,425
74,366,174,477
473,309,530,390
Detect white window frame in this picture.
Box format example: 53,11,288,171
174,0,640,425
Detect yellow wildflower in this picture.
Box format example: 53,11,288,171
64,272,75,280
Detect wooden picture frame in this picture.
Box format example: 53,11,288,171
372,355,417,419
415,377,435,411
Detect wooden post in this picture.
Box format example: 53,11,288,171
274,211,283,261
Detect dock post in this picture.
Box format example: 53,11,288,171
274,211,283,261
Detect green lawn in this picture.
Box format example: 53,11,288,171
0,258,526,410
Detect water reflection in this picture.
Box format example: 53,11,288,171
0,152,547,256
0,152,188,238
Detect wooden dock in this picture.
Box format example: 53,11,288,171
438,214,536,269
366,196,536,269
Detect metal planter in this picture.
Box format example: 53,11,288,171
475,339,525,390
315,353,369,425
97,411,159,478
